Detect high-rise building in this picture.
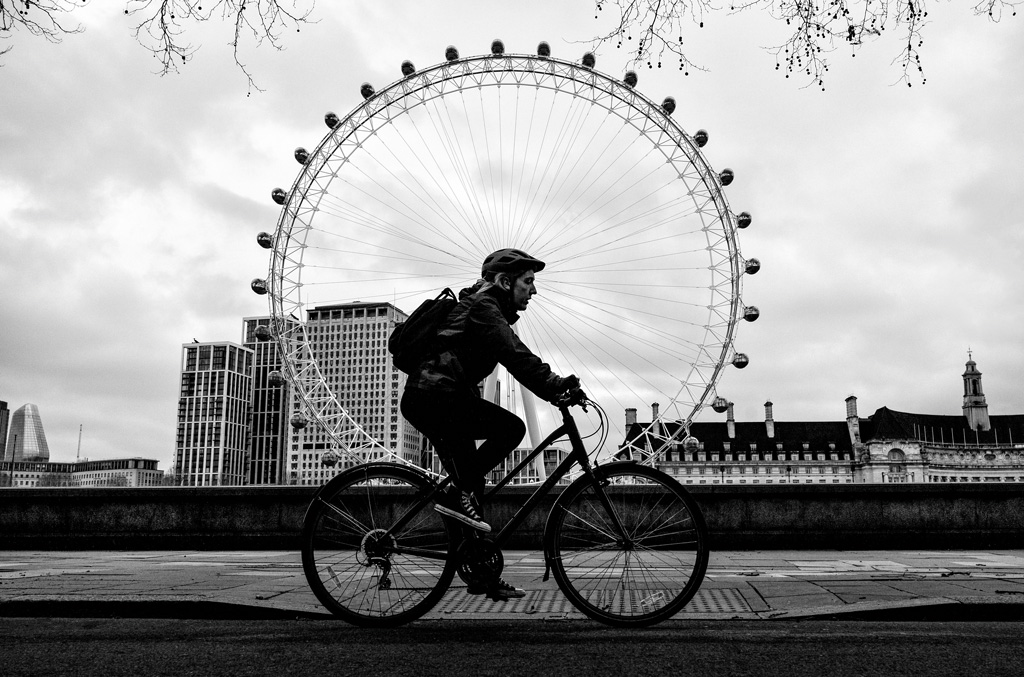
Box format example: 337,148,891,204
174,342,253,486
6,403,50,462
288,301,423,485
0,400,9,463
242,317,290,485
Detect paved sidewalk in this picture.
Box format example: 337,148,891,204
2,550,1024,621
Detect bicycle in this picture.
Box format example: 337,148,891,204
300,389,709,627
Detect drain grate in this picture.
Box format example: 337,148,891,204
435,587,749,615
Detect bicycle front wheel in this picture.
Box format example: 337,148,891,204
301,463,457,627
546,463,709,627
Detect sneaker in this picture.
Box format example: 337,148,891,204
434,490,491,532
467,578,526,601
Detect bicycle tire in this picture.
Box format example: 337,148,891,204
301,462,457,627
545,463,709,627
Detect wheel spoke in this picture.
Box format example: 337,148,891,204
550,467,708,626
302,466,455,626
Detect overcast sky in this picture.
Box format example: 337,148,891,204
1,2,1021,469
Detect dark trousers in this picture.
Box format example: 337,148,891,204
401,387,526,497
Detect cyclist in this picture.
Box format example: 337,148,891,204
400,248,578,600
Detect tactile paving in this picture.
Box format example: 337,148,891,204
435,586,749,615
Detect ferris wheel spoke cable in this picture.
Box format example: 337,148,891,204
547,205,705,271
527,302,657,404
536,290,703,364
548,278,717,309
347,156,475,253
317,177,452,255
373,116,495,254
506,87,566,247
520,113,604,252
527,130,658,256
522,104,625,247
531,157,674,258
415,100,484,240
432,94,504,252
543,281,712,338
316,190,479,273
511,95,591,250
526,301,670,408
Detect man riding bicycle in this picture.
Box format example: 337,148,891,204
400,248,579,601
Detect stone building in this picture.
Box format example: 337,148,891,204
619,356,1024,484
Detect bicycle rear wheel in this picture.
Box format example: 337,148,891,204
301,462,457,627
546,463,709,627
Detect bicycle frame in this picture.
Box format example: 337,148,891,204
377,401,627,559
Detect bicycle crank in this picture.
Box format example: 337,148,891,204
455,537,504,589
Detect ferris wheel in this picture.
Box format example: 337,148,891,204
251,40,760,469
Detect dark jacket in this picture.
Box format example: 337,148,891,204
404,281,568,402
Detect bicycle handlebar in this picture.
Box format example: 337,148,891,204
555,387,589,410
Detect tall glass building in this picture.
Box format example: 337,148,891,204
6,403,50,462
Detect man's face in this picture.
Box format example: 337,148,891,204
510,270,537,311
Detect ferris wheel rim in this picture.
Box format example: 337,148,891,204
265,46,749,468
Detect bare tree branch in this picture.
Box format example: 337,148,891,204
124,1,315,94
1,0,313,91
589,0,1019,89
0,0,88,63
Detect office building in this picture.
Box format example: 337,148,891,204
174,342,253,486
5,403,50,462
243,317,290,485
2,458,163,488
288,301,423,485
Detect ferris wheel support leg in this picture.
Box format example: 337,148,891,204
520,386,547,482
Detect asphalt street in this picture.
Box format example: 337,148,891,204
4,618,1024,677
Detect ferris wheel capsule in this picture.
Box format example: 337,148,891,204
719,169,735,186
294,147,310,164
745,258,761,275
254,325,272,341
582,52,596,69
711,396,730,413
623,71,638,88
290,412,308,429
445,45,459,61
491,39,505,55
732,353,750,369
682,435,700,453
743,306,760,322
401,60,416,77
662,96,676,114
268,370,286,386
537,41,551,57
324,111,340,129
251,278,269,295
271,188,287,205
360,82,375,99
736,211,752,228
693,129,709,147
256,232,273,249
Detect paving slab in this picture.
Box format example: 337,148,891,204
1,550,1024,622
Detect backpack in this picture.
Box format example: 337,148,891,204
388,288,459,374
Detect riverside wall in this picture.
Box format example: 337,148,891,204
1,483,1021,550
